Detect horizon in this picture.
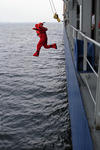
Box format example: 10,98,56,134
0,21,63,24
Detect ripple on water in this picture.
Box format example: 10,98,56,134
0,23,72,150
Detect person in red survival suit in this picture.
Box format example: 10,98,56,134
32,22,57,56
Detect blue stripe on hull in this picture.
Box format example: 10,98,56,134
64,28,93,150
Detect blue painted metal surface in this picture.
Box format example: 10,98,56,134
64,28,93,150
74,39,84,71
74,39,95,72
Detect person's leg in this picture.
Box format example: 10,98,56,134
33,39,43,56
37,40,43,51
43,39,57,49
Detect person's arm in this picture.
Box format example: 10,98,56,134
39,26,48,31
32,27,38,30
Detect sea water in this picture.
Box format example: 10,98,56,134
0,23,72,150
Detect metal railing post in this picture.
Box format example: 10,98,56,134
95,51,100,129
80,5,82,32
78,32,80,39
83,38,87,71
73,29,75,39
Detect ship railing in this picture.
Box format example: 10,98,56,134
70,24,100,129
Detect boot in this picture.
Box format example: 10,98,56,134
33,50,40,56
52,43,57,49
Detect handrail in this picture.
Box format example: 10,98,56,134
69,22,100,128
85,57,98,78
70,24,99,78
84,77,96,105
69,24,98,106
70,25,100,48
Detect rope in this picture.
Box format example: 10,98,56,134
48,0,61,22
49,0,56,14
49,0,54,14
51,0,56,12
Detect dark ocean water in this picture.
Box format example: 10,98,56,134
0,23,72,150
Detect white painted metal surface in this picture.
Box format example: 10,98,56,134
80,5,82,31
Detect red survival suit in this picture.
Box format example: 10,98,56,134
32,23,57,56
